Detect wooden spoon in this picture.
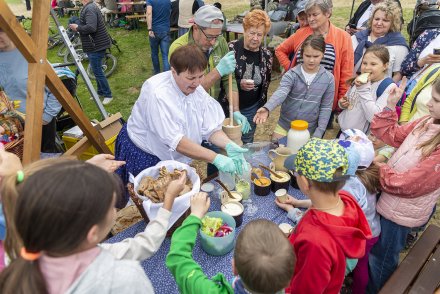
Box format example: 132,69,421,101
259,164,283,179
215,179,238,200
251,172,264,185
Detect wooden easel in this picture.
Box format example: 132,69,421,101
0,1,111,164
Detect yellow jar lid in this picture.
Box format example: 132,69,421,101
290,120,308,130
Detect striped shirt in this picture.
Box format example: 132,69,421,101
296,43,336,73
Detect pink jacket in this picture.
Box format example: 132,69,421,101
371,110,440,227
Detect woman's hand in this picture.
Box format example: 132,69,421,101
339,96,350,109
240,79,255,91
163,171,187,211
417,54,440,68
387,77,407,109
190,192,210,219
86,154,126,173
253,107,269,124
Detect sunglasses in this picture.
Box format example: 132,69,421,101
198,26,222,41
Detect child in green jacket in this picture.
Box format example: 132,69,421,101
166,193,295,294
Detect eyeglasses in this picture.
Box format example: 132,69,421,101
198,26,222,41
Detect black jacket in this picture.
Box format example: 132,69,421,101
77,2,111,53
347,0,403,28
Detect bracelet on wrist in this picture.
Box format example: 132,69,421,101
383,106,394,112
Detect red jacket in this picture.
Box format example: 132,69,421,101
286,191,371,294
275,23,354,110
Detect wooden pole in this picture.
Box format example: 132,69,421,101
21,0,51,164
228,74,233,126
0,1,111,163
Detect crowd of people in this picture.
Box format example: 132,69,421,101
1,0,440,293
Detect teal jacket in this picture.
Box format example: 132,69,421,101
166,215,234,294
169,28,238,100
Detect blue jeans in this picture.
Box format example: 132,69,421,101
239,102,259,144
178,27,189,37
87,50,112,98
149,31,170,75
367,217,411,293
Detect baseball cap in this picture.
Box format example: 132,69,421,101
194,5,224,29
293,0,307,19
338,129,375,170
284,138,349,182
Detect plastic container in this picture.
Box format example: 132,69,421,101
219,171,236,190
199,211,236,256
62,134,118,161
253,177,271,196
286,120,310,154
270,171,291,192
221,201,244,227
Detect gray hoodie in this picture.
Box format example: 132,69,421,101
65,250,154,293
264,65,335,138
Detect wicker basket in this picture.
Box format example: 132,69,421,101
127,183,190,237
4,137,24,160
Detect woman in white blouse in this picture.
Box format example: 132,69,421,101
352,0,408,82
114,44,247,206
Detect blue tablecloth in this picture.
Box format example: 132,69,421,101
107,140,307,293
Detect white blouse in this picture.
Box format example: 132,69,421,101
127,71,225,164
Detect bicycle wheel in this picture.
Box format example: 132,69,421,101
48,34,62,49
57,43,68,57
64,46,87,63
87,53,117,79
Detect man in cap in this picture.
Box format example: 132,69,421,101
169,5,250,134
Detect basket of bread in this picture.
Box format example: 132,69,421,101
130,160,201,232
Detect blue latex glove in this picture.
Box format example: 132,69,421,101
212,154,236,174
225,142,249,175
216,51,236,77
233,111,251,134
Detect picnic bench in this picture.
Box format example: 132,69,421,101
379,224,440,294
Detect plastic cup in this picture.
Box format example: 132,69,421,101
275,189,288,203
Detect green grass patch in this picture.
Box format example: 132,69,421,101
5,0,23,5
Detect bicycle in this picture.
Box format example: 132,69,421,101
57,30,81,57
64,42,119,79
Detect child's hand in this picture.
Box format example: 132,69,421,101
190,192,210,219
163,171,187,211
253,107,269,124
0,150,22,178
339,96,350,109
86,154,126,173
275,198,294,212
387,77,407,108
284,195,301,206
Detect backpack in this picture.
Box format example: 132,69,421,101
376,77,394,98
407,1,440,46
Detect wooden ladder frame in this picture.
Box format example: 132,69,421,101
0,1,111,164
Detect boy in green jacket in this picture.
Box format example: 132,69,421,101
166,193,295,294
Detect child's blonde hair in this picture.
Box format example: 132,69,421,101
234,219,295,293
356,164,380,194
413,76,440,158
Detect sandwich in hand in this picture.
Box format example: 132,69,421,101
356,73,370,84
